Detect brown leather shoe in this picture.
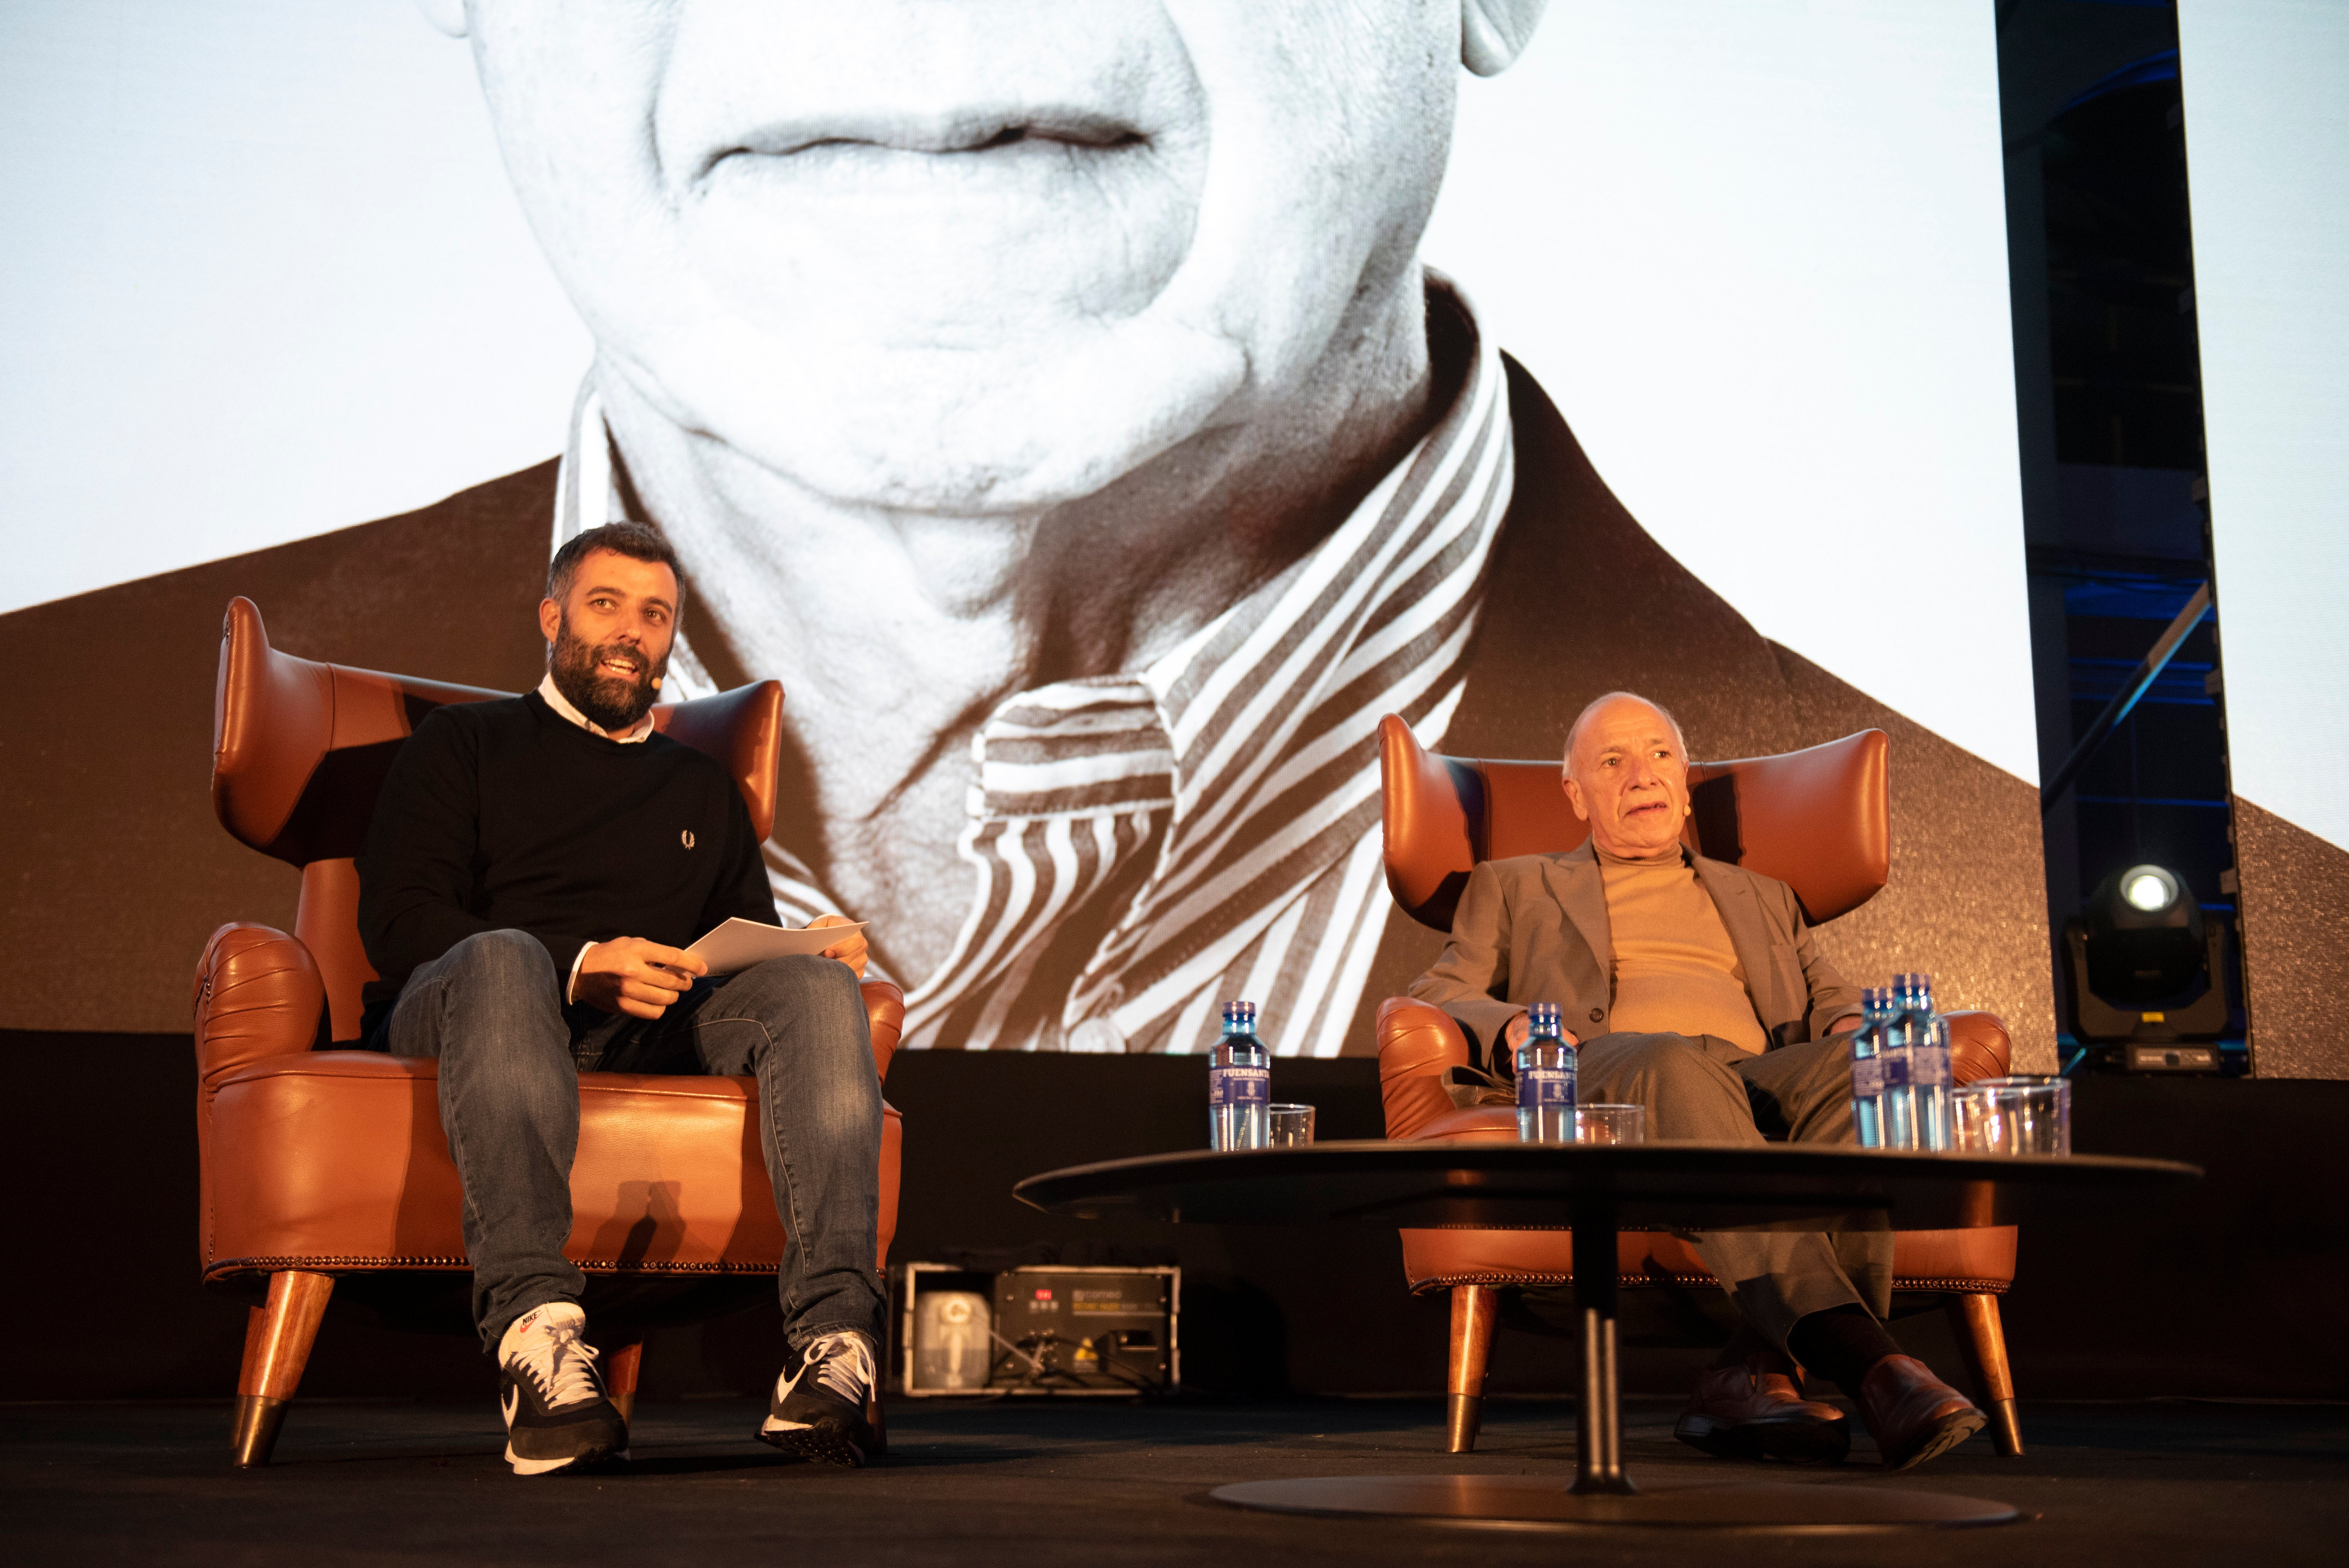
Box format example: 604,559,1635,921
1673,1361,1850,1463
1855,1354,1987,1472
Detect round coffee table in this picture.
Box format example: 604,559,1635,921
1014,1140,2199,1530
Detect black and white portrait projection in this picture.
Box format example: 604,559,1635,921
2,2,2057,1060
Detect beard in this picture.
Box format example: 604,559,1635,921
548,616,666,734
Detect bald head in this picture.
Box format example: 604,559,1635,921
1561,692,1686,777
1561,693,1693,859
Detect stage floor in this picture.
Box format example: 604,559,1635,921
5,1396,2339,1565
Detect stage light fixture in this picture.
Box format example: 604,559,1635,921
2064,862,2227,1063
2121,865,2179,913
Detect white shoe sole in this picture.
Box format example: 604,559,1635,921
505,1443,628,1477
757,1416,866,1468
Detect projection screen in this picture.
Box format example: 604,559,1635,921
0,2,2053,1060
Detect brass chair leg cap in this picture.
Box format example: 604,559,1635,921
231,1394,291,1468
1445,1393,1484,1454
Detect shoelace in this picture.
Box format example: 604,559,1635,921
512,1318,603,1410
801,1332,875,1404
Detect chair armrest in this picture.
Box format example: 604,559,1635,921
1943,1010,2011,1086
1377,998,1470,1141
194,923,326,1087
1399,1104,1521,1144
862,980,907,1084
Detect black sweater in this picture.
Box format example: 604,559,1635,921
355,692,777,1028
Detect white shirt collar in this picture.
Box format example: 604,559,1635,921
535,673,655,743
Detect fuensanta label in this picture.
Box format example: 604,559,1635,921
1208,1066,1270,1106
1518,1067,1574,1108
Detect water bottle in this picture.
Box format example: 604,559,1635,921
1849,986,1896,1149
1515,1002,1578,1144
1893,972,1953,1151
1878,984,1916,1150
1208,1000,1271,1150
1880,973,1950,1151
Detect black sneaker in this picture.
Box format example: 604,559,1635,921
757,1331,878,1466
496,1303,629,1476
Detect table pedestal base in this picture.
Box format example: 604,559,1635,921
1209,1475,2019,1530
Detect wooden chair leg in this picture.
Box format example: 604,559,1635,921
605,1340,645,1424
231,1270,335,1468
1948,1291,2024,1457
1445,1284,1499,1453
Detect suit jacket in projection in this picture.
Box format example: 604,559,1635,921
3,359,2051,1053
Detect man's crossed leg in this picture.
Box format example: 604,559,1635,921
1576,1031,1987,1471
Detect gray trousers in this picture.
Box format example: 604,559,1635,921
1576,1030,1891,1351
385,929,885,1351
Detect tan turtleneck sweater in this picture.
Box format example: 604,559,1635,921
1598,846,1769,1055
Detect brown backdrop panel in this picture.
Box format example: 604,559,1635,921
0,463,556,1033
2233,798,2349,1078
1769,647,2058,1073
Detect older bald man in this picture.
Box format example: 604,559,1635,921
1409,692,1987,1474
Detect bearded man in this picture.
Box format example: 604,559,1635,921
356,522,886,1475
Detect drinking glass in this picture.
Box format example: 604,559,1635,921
1950,1075,2071,1156
1574,1104,1647,1145
1268,1104,1317,1147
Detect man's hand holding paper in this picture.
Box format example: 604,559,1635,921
670,916,871,980
575,937,708,1020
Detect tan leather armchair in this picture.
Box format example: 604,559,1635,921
1374,715,2024,1457
196,597,906,1466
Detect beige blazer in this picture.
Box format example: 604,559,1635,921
1407,842,1862,1064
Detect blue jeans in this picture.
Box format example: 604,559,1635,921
385,929,885,1351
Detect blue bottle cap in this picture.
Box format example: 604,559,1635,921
1529,1001,1561,1029
1222,1000,1258,1026
1862,985,1892,1006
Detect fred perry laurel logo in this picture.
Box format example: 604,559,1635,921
681,829,696,850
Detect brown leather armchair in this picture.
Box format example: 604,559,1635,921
1373,715,2023,1457
195,597,906,1466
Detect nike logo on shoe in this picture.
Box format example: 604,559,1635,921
757,1332,877,1467
496,1304,628,1476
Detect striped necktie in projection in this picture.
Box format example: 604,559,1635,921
554,278,1515,1055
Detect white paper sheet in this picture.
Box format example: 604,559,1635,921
683,918,868,976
